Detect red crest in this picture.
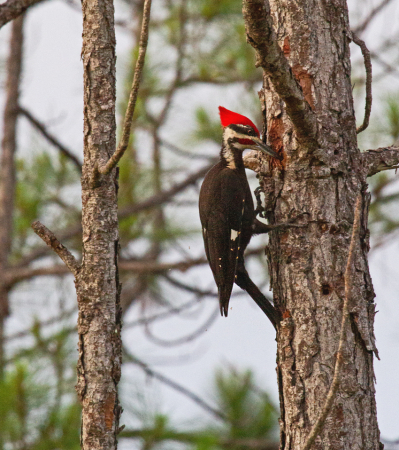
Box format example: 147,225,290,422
218,106,260,137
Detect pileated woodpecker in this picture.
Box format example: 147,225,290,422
199,106,282,328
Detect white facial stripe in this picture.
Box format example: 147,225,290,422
223,127,238,146
231,229,239,241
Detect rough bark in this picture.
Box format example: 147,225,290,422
243,0,381,448
76,0,122,448
0,14,24,377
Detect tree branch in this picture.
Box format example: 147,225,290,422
353,0,394,34
348,32,372,134
6,246,265,287
97,0,152,175
143,306,219,347
0,0,44,29
362,146,399,177
123,349,227,422
120,428,278,449
118,161,214,217
15,163,212,268
301,194,362,450
19,106,82,171
242,0,317,147
31,221,80,275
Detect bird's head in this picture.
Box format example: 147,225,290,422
219,106,282,160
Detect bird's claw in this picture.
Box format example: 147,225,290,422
254,186,266,219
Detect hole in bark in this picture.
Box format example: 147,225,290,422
321,283,332,295
329,224,338,234
334,149,339,155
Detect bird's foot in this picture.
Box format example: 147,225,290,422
254,186,266,219
252,213,308,234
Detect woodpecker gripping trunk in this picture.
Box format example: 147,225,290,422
199,107,281,325
244,0,381,448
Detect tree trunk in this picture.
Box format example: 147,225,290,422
0,14,24,378
75,0,122,448
254,1,381,448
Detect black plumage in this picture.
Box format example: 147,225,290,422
199,107,282,328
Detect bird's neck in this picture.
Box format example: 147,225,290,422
220,145,244,170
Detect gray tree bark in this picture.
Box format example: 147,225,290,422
75,0,122,448
243,0,384,448
0,14,24,378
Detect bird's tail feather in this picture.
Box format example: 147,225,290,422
218,284,233,317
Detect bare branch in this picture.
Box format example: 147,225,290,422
161,139,213,160
5,306,76,342
4,264,72,287
6,246,265,287
301,194,362,450
97,0,152,175
362,146,399,177
123,349,228,422
163,274,218,297
348,32,372,134
118,161,214,217
120,428,278,449
123,298,199,330
353,0,394,34
5,257,204,287
31,221,80,275
15,163,212,268
242,0,317,147
0,0,44,29
19,106,82,171
144,306,219,347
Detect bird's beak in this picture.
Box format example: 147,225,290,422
251,137,282,160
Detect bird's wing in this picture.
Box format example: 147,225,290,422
202,169,245,316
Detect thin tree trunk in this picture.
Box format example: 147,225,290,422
76,0,122,448
252,1,380,448
0,14,24,379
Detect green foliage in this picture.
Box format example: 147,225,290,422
120,368,278,449
0,355,80,450
193,107,222,144
197,0,242,19
13,150,79,258
383,95,399,142
365,94,399,245
213,368,277,441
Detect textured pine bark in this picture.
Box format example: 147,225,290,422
244,0,381,448
0,14,24,377
76,0,122,448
